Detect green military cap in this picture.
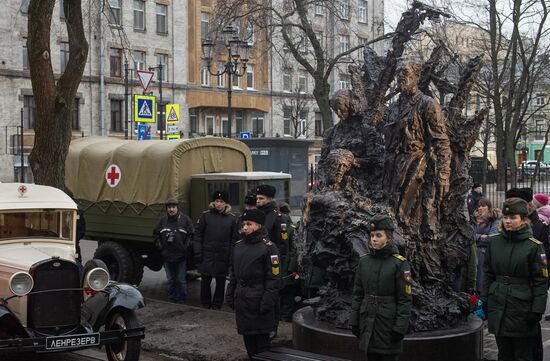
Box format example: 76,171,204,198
502,197,529,216
369,214,395,231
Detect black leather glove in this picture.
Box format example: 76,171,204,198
351,325,361,338
390,330,405,342
528,312,542,324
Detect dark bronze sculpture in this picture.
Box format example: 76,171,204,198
298,1,488,331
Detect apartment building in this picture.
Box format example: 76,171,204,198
0,0,187,182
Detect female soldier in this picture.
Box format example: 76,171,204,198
350,214,412,361
482,197,548,361
225,209,281,360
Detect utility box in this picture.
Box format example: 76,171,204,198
240,138,312,207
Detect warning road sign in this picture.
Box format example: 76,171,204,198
134,95,156,123
137,70,154,92
166,104,180,124
137,124,152,140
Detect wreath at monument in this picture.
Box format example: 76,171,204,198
298,1,488,332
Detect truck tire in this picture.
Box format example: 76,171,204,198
94,241,135,284
128,248,144,286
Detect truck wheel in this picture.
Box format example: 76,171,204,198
94,242,134,283
128,248,144,286
105,309,141,361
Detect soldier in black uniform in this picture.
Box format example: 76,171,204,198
256,185,289,337
226,209,281,360
194,191,237,309
236,193,258,234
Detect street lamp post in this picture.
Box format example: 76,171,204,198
202,26,250,138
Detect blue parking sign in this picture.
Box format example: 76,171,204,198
137,124,151,140
240,132,252,139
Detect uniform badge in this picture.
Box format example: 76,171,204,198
281,223,288,240
270,255,279,265
404,270,412,295
542,268,549,278
541,253,547,265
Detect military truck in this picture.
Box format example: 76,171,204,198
65,137,291,285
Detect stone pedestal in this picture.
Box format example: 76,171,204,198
293,306,483,361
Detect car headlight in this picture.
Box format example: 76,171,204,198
9,272,33,296
85,267,110,291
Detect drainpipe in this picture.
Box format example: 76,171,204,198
99,0,106,136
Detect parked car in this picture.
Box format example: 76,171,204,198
520,160,550,176
0,183,144,360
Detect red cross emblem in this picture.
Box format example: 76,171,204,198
18,185,28,197
105,164,122,188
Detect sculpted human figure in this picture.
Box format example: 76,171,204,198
382,61,451,235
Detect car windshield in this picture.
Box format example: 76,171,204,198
0,210,74,241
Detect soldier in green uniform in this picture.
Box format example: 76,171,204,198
350,215,412,361
482,197,548,361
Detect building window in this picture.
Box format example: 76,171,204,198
190,109,198,134
535,93,546,106
315,112,323,136
358,37,367,59
232,73,240,88
133,50,146,72
246,20,254,45
299,110,307,137
201,12,209,40
339,35,350,54
72,98,80,131
283,107,291,135
108,0,122,25
339,74,351,89
246,65,254,89
314,1,323,15
298,70,307,92
339,0,350,20
358,0,367,23
201,67,210,86
134,0,145,30
60,0,65,19
22,43,29,69
283,70,292,92
236,111,244,133
60,42,70,73
315,31,324,47
206,116,214,135
156,53,168,82
110,99,123,132
222,118,229,136
299,37,308,54
252,115,264,136
535,119,545,140
21,0,29,13
110,48,122,77
156,4,168,34
23,95,36,130
218,63,225,87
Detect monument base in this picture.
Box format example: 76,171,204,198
292,306,483,361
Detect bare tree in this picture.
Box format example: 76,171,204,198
212,0,393,132
279,87,314,138
27,0,88,188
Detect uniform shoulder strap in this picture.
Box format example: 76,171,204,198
392,254,406,261
263,238,273,246
235,239,244,245
529,237,542,245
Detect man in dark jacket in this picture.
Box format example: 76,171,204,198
153,198,194,303
237,193,257,234
194,191,237,309
467,183,484,220
226,208,281,360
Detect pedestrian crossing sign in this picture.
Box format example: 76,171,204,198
134,95,156,123
166,104,180,124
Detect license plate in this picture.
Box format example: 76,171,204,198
46,333,100,350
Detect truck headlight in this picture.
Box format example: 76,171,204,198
9,272,33,296
85,267,110,291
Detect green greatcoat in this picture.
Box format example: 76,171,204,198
350,242,412,354
481,224,548,337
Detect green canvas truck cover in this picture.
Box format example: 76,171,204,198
65,136,253,207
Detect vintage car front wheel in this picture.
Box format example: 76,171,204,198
105,309,141,361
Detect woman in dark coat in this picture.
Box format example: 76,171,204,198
482,197,548,361
194,191,237,309
226,209,281,360
350,214,412,361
